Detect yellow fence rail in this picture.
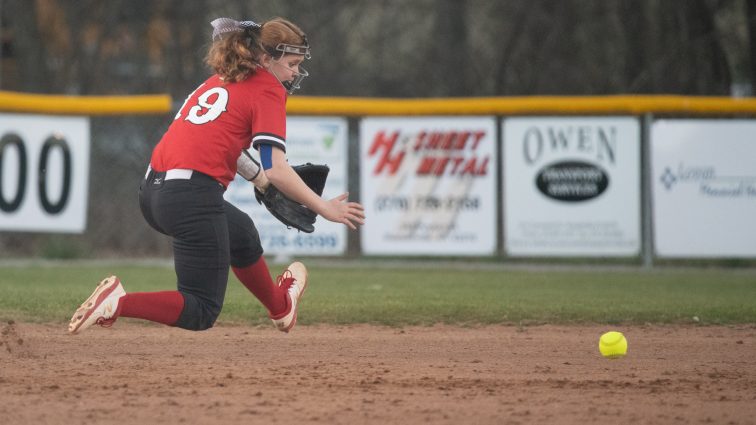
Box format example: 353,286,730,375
0,91,173,115
2,90,756,116
289,95,756,116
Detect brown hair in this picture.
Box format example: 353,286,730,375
205,17,307,83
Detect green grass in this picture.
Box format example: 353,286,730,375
0,262,755,326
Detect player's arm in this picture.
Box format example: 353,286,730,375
263,144,365,229
236,149,271,190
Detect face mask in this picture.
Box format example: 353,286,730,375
272,42,311,94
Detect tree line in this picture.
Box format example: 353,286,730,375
1,0,755,98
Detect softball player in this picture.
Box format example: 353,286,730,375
68,17,365,334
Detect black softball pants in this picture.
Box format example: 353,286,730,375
139,169,264,331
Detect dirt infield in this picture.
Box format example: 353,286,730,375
1,321,755,424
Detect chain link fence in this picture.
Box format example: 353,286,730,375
3,97,756,264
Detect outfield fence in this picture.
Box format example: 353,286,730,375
1,91,755,264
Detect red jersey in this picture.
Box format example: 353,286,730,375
151,69,287,187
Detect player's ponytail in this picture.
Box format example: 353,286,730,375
205,17,307,83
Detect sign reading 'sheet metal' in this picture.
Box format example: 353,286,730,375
360,117,496,256
503,117,640,257
367,129,489,177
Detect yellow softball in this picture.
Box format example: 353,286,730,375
599,331,628,359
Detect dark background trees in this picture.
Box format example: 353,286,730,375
0,0,753,98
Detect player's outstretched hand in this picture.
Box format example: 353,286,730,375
321,193,365,230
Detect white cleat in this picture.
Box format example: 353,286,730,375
270,262,308,333
68,276,126,334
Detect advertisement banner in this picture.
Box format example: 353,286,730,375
224,117,348,255
360,117,497,255
652,120,756,258
503,117,640,256
0,114,90,233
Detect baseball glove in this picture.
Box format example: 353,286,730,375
254,163,330,233
292,163,329,196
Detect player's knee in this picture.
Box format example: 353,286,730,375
228,216,263,266
230,246,263,268
183,310,219,331
192,316,218,331
194,303,221,330
175,295,222,331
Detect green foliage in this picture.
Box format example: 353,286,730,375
0,262,755,326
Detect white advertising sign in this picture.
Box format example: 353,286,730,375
0,114,90,233
504,117,640,256
652,120,756,258
360,117,497,255
225,117,348,255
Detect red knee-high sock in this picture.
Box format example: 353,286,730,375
232,257,287,316
117,291,185,326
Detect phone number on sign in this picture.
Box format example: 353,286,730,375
375,196,480,212
263,234,340,250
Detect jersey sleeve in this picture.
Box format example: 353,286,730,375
251,84,287,152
